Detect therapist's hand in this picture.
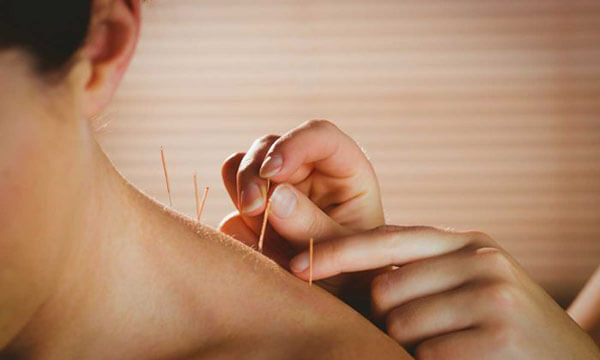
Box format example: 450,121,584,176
289,225,600,360
219,119,385,306
220,119,384,246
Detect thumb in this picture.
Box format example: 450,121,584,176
266,183,351,249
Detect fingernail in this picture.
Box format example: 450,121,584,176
290,253,309,273
241,183,263,214
270,184,297,219
260,154,283,178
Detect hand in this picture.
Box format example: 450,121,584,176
219,120,385,303
220,119,383,243
289,225,600,359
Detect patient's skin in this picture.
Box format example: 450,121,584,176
0,12,409,360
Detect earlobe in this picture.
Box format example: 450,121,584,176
82,0,141,117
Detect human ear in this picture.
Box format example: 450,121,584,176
81,0,141,117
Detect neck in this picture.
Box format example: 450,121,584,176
7,145,213,358
2,109,250,357
0,57,224,357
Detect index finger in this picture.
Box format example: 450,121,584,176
259,120,371,184
289,226,493,280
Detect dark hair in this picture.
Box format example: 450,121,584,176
0,1,92,73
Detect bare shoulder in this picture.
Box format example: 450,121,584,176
145,207,410,360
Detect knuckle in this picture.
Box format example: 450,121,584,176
257,134,280,144
373,225,419,264
305,216,331,244
386,306,418,344
475,247,513,274
414,344,439,360
304,119,335,130
481,282,519,309
466,230,494,245
370,273,391,307
385,313,404,342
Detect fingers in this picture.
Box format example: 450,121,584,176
222,142,354,253
371,246,516,317
237,135,279,216
290,226,492,279
389,281,527,355
385,283,493,347
222,151,264,234
413,328,489,360
267,183,351,249
259,119,370,184
221,152,245,207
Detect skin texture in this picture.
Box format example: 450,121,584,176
0,2,411,359
220,121,600,359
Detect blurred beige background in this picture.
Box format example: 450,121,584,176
97,0,600,305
